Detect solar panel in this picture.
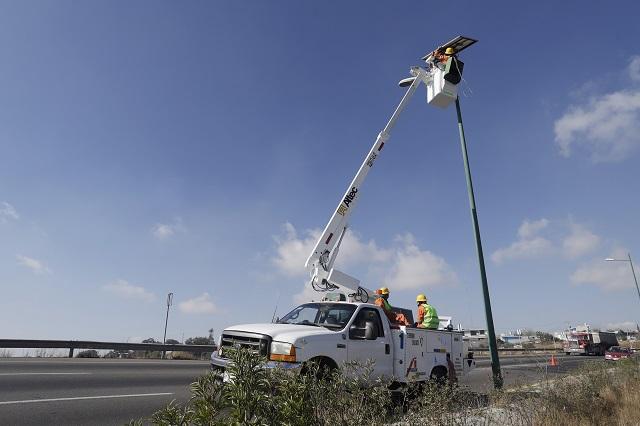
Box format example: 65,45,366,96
422,35,478,60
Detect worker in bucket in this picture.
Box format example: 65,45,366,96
432,46,456,68
415,294,439,329
375,287,410,326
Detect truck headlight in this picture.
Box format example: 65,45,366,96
269,341,297,362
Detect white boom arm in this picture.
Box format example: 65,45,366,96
305,67,430,301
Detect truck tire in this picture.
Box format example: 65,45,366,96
302,357,336,380
430,366,448,385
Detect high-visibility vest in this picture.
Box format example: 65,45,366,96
421,304,439,329
381,298,392,312
375,297,392,312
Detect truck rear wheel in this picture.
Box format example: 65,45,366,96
430,366,448,385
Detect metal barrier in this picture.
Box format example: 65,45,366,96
0,339,216,358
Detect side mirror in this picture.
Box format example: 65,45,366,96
349,324,365,340
364,321,378,340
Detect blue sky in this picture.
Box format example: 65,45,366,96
1,1,640,342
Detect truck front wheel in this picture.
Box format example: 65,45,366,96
302,357,337,380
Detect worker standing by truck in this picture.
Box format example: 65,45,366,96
416,294,439,329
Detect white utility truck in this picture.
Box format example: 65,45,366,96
212,299,475,383
211,36,478,385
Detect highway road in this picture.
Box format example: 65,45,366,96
0,355,603,425
0,358,210,426
461,354,604,392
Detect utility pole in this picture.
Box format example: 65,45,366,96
605,252,640,310
162,292,174,359
454,97,502,389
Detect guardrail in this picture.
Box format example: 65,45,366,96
0,339,216,358
472,347,563,353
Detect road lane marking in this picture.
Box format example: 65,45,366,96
0,392,174,405
0,373,91,376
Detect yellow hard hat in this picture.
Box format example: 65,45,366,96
444,47,456,55
379,287,389,295
416,294,427,302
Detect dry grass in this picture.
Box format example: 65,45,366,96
490,358,640,426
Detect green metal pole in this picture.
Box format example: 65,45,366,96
454,97,503,389
628,253,640,306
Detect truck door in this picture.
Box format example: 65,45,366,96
347,307,393,380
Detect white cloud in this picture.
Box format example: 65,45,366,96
102,279,155,302
16,255,51,275
517,218,549,239
562,222,600,258
271,223,393,278
492,218,553,264
272,223,320,277
492,218,601,264
1,202,19,222
179,293,218,314
274,224,457,300
554,58,640,162
629,56,640,82
152,218,185,240
384,234,458,290
571,249,634,291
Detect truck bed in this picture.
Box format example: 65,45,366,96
391,326,470,382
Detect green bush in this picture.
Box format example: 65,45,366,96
76,349,99,358
134,348,415,425
133,349,640,426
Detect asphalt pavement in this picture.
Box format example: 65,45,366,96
460,354,603,392
0,354,603,425
0,358,210,426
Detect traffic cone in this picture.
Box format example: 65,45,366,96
549,354,559,366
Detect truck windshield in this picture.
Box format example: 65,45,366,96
278,303,356,330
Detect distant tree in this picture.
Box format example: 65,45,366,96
535,331,555,343
76,350,99,358
165,338,180,345
185,336,215,345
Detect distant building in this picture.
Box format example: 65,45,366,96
500,334,538,345
463,329,488,349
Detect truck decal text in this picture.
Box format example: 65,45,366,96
337,187,358,216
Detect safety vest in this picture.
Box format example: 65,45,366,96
421,304,439,329
376,297,392,312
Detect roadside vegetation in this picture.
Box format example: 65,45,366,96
129,348,640,426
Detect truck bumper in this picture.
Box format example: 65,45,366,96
210,353,302,374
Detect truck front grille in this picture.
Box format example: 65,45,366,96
220,331,270,358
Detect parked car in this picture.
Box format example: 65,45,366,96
604,346,632,361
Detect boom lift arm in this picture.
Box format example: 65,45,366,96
304,67,431,302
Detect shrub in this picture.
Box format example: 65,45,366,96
135,349,640,426
76,350,99,358
169,351,197,360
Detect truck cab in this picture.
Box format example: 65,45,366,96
211,301,475,384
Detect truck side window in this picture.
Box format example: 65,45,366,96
353,308,384,338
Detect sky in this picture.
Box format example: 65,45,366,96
1,1,640,343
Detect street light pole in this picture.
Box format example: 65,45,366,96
162,292,174,359
606,253,640,306
455,97,503,389
627,253,640,302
